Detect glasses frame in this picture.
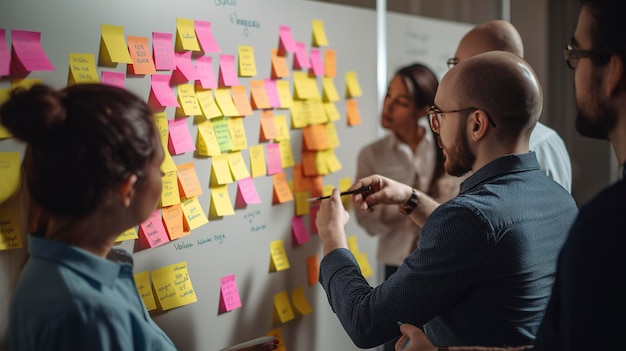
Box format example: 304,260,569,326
446,57,459,70
427,105,497,132
564,43,612,70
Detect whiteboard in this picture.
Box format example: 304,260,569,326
0,2,473,351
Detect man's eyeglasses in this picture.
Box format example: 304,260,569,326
446,58,459,70
427,106,497,132
564,43,612,70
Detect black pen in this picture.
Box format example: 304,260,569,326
305,186,372,202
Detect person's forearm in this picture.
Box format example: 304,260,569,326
405,190,441,228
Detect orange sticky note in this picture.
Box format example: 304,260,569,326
306,255,319,285
260,110,279,141
177,162,203,199
346,99,361,126
162,204,187,240
272,173,293,204
127,36,156,75
301,151,318,177
250,79,271,109
271,48,290,79
324,49,336,78
231,86,253,116
302,124,330,151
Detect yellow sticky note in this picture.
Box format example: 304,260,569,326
276,80,293,109
161,171,181,207
325,122,340,148
134,271,157,311
345,71,363,98
274,291,295,323
0,201,22,250
181,197,209,230
322,77,339,102
0,89,11,139
175,18,201,52
115,227,138,242
293,71,320,100
11,78,42,90
213,117,234,153
347,235,360,254
0,152,21,204
196,88,223,119
238,45,257,77
270,239,290,272
100,24,132,64
290,100,307,129
278,140,295,168
311,19,329,47
151,262,198,311
306,98,327,125
209,185,235,218
227,151,250,180
294,191,310,216
228,116,248,151
214,88,240,117
177,163,203,199
196,120,221,157
249,144,267,178
322,184,334,197
210,154,233,186
291,287,313,315
68,53,99,85
339,177,353,192
325,149,342,173
154,112,178,173
177,84,202,116
267,328,286,351
274,115,291,141
323,101,341,122
355,252,373,278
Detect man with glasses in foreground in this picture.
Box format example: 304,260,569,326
393,0,626,350
316,51,578,349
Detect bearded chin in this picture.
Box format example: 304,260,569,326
575,102,616,141
444,128,475,177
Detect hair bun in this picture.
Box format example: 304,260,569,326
0,84,67,145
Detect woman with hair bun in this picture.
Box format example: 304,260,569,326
2,83,175,351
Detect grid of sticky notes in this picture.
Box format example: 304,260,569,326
0,18,371,327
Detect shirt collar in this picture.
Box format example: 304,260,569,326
460,152,540,194
28,235,123,288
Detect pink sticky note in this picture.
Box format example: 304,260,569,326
195,56,216,89
292,216,310,245
175,51,199,81
194,20,221,53
236,177,262,208
293,42,310,70
263,78,281,108
150,74,179,107
152,32,175,70
11,30,55,74
101,71,125,88
309,205,320,235
168,118,195,155
218,55,239,87
219,274,242,313
266,143,283,175
278,25,296,55
0,29,10,76
309,48,325,76
139,209,170,248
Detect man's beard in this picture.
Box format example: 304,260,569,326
443,126,475,177
576,72,617,140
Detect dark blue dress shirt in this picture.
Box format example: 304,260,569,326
320,153,578,348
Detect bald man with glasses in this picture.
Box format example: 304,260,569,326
315,51,578,349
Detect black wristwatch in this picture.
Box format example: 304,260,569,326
399,188,420,215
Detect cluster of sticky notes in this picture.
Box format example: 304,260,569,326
348,235,373,278
134,262,198,311
273,287,313,324
134,261,197,311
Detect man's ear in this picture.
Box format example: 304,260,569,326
605,55,625,97
119,174,138,207
469,110,489,141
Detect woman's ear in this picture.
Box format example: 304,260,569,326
119,174,138,207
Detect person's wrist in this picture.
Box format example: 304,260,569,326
399,188,420,215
